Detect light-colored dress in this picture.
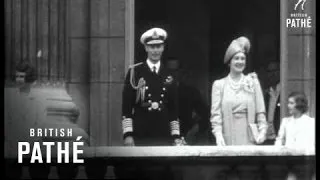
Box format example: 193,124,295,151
275,114,315,148
210,73,268,145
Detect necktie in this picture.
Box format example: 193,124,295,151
152,66,157,74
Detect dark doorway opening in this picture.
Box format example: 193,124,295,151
135,0,280,103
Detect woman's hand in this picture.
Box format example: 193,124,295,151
255,133,266,144
256,113,268,144
215,133,226,146
274,139,283,146
255,128,267,144
124,136,135,146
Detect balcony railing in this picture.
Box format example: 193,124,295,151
5,146,315,179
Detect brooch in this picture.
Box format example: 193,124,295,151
242,72,256,93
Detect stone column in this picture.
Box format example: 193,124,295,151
66,0,90,138
89,0,126,146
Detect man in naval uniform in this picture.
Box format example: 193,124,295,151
122,27,182,146
116,27,181,180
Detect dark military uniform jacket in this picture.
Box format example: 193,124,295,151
122,61,180,145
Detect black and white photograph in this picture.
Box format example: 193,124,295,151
5,0,315,179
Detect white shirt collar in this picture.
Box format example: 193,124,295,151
289,114,309,121
146,59,161,73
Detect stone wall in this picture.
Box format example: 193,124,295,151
282,0,316,118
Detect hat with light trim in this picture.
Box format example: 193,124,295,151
140,27,167,45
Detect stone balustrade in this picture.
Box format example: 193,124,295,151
5,146,315,179
5,81,90,179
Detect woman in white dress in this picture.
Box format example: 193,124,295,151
210,36,268,146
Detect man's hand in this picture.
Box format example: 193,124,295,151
124,136,135,146
215,133,226,146
173,138,185,146
266,122,276,139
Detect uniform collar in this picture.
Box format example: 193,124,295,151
146,59,161,73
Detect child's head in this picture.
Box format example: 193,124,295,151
15,61,36,84
287,91,308,115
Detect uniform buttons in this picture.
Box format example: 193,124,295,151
163,87,166,91
161,94,164,97
148,107,152,111
160,101,163,104
145,86,149,90
148,100,152,103
148,94,151,97
158,108,161,111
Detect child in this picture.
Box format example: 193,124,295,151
275,92,315,148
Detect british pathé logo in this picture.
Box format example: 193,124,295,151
286,0,312,28
294,0,306,10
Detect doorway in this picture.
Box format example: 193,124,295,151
134,0,280,104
